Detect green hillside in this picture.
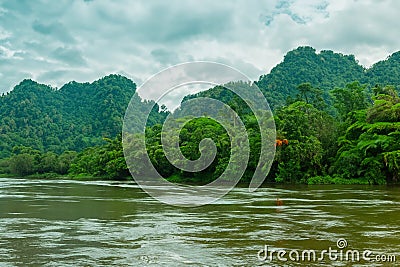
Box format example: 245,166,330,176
185,46,400,111
365,51,400,88
256,46,366,110
0,74,162,158
0,46,399,184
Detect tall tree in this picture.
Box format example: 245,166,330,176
330,81,370,120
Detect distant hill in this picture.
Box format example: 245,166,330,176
365,51,400,87
0,74,164,158
256,46,366,109
186,46,400,110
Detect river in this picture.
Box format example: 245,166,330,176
0,178,399,266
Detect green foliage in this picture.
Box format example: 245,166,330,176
333,87,400,184
383,150,400,182
186,46,400,113
0,158,9,174
69,136,129,179
56,151,78,175
295,83,326,110
182,81,257,117
9,154,36,176
144,117,232,184
365,52,400,91
273,102,333,183
0,75,166,158
1,46,400,184
367,85,400,123
5,146,77,177
307,175,371,185
256,46,365,110
330,81,371,120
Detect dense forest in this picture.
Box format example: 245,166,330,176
0,46,399,184
0,74,166,158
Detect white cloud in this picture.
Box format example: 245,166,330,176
0,28,11,40
0,45,14,58
262,0,400,67
0,0,398,98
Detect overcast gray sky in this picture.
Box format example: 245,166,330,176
1,0,399,95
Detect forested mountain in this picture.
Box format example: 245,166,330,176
257,46,366,110
0,74,163,158
365,51,400,88
185,46,400,110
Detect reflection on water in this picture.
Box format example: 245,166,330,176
0,178,399,266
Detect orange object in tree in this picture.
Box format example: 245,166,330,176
283,139,288,145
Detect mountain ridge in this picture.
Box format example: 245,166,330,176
1,46,400,158
0,74,161,157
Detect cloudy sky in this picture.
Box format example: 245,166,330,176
0,0,399,96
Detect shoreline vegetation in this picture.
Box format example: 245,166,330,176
0,47,399,185
1,175,399,188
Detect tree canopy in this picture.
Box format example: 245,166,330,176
1,47,399,185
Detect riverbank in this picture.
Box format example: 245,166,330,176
1,172,397,185
0,173,132,181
